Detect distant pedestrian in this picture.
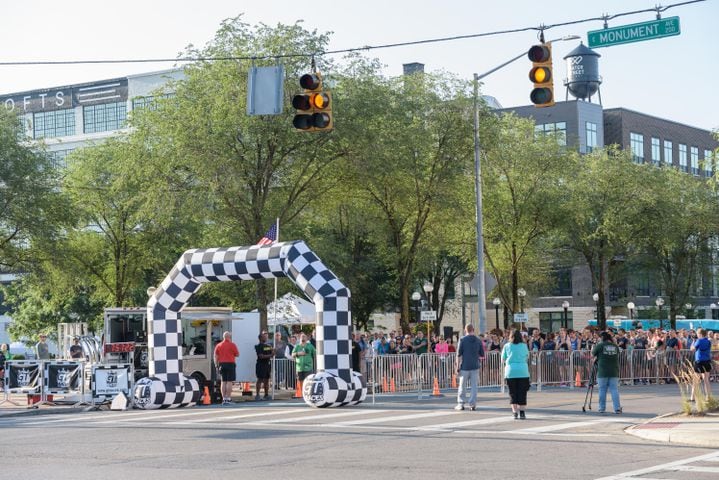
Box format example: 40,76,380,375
455,324,485,411
69,338,83,360
292,333,316,387
502,330,530,419
213,331,239,405
255,332,273,400
36,334,50,360
592,331,622,414
690,328,713,402
351,333,361,372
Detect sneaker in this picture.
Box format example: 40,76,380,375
254,395,261,401
454,404,465,411
519,411,526,419
469,405,476,411
513,412,518,420
263,395,270,401
614,408,622,414
597,409,606,413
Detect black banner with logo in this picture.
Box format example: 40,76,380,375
45,362,81,392
6,362,40,392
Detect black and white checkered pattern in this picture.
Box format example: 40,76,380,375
135,240,365,409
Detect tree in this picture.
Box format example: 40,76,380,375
336,62,474,333
481,114,569,321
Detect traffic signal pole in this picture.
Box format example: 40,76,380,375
471,34,578,334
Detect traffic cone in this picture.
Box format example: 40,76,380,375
382,376,388,393
202,386,211,405
575,371,582,387
390,378,396,393
294,378,303,399
432,377,441,396
241,382,252,396
451,373,457,389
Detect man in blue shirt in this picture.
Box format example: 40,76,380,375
455,324,484,411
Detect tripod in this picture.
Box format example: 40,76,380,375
582,361,598,413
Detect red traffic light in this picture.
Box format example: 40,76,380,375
528,45,551,63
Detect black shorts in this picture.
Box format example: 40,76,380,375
297,371,312,382
219,362,236,382
694,360,713,373
256,363,271,380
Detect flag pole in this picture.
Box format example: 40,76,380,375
271,217,279,399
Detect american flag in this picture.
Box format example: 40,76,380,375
257,223,277,246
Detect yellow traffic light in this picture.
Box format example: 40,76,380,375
292,72,333,132
528,43,554,108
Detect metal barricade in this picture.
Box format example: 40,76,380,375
372,354,422,393
271,358,296,391
480,351,504,388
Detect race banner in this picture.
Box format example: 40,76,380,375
91,364,132,400
5,361,41,393
44,362,82,393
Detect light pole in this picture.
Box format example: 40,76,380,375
655,297,665,330
472,34,579,335
493,297,501,331
627,301,635,328
562,301,570,329
685,303,693,320
711,303,717,320
412,291,421,330
517,288,526,314
592,293,600,328
423,282,434,338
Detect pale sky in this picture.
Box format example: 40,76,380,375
1,0,716,130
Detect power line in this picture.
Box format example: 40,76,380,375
0,0,705,67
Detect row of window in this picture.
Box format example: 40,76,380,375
535,122,567,146
27,94,170,139
629,132,714,176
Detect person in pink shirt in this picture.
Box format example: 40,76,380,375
435,337,449,356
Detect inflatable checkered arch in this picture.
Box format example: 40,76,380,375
133,240,366,409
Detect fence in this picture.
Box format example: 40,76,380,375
369,349,704,399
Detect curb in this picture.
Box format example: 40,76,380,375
625,411,719,449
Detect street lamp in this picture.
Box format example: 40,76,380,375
423,283,434,338
685,303,693,320
655,297,665,330
411,291,421,328
562,300,570,329
492,297,501,331
517,288,527,314
627,301,635,328
592,293,600,328
472,34,579,335
711,303,717,320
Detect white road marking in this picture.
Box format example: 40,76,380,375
512,418,614,434
190,408,307,423
255,409,386,424
415,414,552,431
92,409,222,424
594,451,719,480
668,465,719,473
330,410,453,426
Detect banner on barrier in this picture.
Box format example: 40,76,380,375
92,364,131,399
45,362,82,392
5,361,41,392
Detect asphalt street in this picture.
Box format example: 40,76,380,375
1,385,717,480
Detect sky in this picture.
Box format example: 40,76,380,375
1,0,717,130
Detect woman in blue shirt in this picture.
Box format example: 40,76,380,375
690,328,713,402
502,330,531,419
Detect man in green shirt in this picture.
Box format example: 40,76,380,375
292,333,316,385
413,331,428,355
591,331,622,414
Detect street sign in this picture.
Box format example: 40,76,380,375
420,310,437,322
587,16,680,48
513,313,528,323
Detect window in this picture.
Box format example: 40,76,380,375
539,312,573,333
651,137,661,165
585,122,597,152
48,149,74,169
550,268,572,296
690,147,699,176
83,101,127,134
536,122,567,146
630,132,644,163
664,140,673,166
679,144,688,172
704,149,715,177
33,109,76,139
131,93,173,111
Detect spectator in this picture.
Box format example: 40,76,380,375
435,337,449,356
36,334,50,360
413,331,428,356
254,332,273,401
592,331,622,414
213,331,239,405
502,329,530,419
447,338,457,353
292,333,316,388
69,338,83,360
351,333,361,372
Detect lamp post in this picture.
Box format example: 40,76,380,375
493,298,501,331
517,288,526,313
627,301,635,328
592,293,600,329
711,303,717,320
655,297,665,330
685,303,693,320
411,291,421,330
423,283,434,338
562,300,570,329
472,34,579,335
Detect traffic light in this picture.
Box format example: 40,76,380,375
292,72,333,132
528,43,554,108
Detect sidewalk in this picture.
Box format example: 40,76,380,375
626,411,719,448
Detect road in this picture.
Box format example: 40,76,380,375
1,385,717,480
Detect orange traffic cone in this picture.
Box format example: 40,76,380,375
451,373,457,389
390,378,396,393
294,379,303,399
382,376,389,393
432,377,441,396
202,386,211,405
575,371,582,387
241,382,252,396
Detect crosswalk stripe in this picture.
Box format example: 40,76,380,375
594,451,719,480
256,409,387,424
331,410,452,426
416,413,553,431
190,408,306,423
669,466,719,473
511,418,612,434
93,409,222,424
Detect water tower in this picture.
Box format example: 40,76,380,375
563,43,602,103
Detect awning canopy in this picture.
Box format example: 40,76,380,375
265,292,316,326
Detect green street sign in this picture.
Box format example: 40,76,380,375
588,16,681,48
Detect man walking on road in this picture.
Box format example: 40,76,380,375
455,324,484,411
213,331,239,405
592,331,622,414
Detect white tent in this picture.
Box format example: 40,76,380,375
265,293,316,326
